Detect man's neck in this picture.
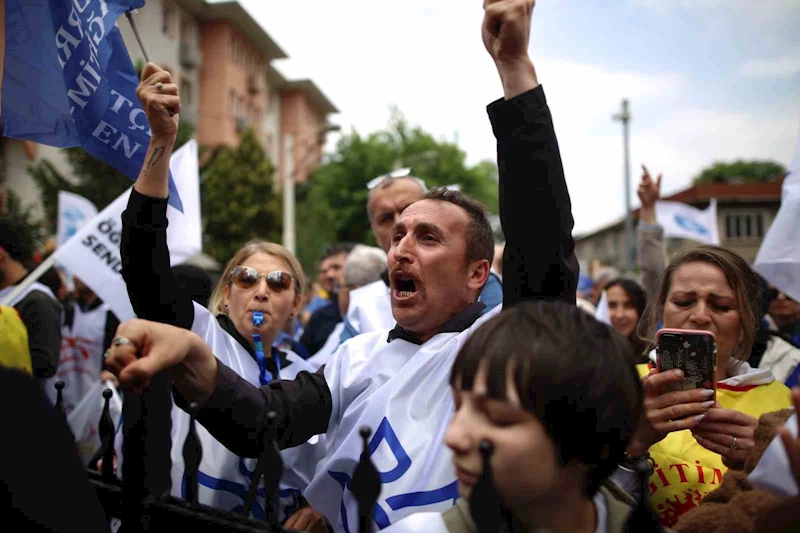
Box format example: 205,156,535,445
0,264,29,292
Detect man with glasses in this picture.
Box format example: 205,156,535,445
343,170,503,344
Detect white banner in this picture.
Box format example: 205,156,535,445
57,191,98,248
755,130,800,302
51,140,201,321
655,199,720,245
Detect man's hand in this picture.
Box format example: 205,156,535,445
637,165,661,225
482,0,538,99
283,506,330,532
136,63,180,140
104,319,217,402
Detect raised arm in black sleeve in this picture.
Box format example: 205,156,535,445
175,363,333,457
488,85,578,309
15,291,62,379
120,189,194,329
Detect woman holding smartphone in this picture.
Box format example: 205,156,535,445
617,246,793,528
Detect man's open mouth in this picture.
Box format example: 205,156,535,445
392,271,418,299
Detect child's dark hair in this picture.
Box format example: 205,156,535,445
450,300,643,497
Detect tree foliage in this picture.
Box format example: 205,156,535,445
28,121,195,229
693,160,786,185
201,128,282,263
295,111,498,270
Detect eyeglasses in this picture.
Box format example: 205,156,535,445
366,168,427,191
230,266,293,292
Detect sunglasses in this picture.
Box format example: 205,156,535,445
230,266,293,292
366,168,427,190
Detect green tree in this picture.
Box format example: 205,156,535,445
295,111,498,270
28,120,195,229
693,160,786,185
201,128,281,263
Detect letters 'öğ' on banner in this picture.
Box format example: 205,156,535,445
1,0,184,211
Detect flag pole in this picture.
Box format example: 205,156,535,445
125,11,151,63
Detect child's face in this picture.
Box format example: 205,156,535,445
444,363,562,507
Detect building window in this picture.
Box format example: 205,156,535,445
162,1,175,38
725,212,767,240
180,78,193,105
229,89,236,119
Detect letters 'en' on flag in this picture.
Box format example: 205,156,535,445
52,139,201,322
57,190,98,248
654,199,720,246
2,0,184,212
755,129,800,302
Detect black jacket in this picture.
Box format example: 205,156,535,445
149,85,578,457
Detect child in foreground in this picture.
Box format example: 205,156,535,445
384,301,664,533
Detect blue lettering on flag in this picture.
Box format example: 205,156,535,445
674,214,709,235
181,458,302,520
328,417,459,531
2,0,183,211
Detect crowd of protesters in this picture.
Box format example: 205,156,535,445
2,1,800,532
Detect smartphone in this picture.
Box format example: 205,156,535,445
656,329,717,393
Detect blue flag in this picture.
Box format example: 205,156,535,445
3,0,183,212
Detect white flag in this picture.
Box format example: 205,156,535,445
57,191,97,248
52,140,202,321
755,130,800,302
655,199,720,245
595,290,611,325
165,139,201,265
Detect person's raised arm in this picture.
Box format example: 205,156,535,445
636,165,667,295
120,63,193,328
483,0,578,308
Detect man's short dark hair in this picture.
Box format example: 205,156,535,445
320,242,356,262
423,187,494,267
0,218,35,263
451,301,643,497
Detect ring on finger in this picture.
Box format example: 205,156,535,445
112,336,132,347
155,81,163,91
730,436,738,450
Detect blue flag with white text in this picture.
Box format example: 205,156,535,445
2,0,183,211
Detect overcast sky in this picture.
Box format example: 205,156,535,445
236,0,800,235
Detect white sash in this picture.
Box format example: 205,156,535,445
169,302,317,520
45,302,110,413
345,280,394,335
0,280,57,307
306,306,501,532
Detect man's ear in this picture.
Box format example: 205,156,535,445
467,259,491,294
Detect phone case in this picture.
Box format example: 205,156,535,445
656,329,717,393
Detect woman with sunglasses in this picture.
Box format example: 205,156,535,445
119,62,321,527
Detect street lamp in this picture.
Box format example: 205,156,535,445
612,99,633,273
282,123,341,254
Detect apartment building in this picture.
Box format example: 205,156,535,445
2,0,337,218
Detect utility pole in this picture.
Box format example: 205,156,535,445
282,134,295,254
613,99,633,273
